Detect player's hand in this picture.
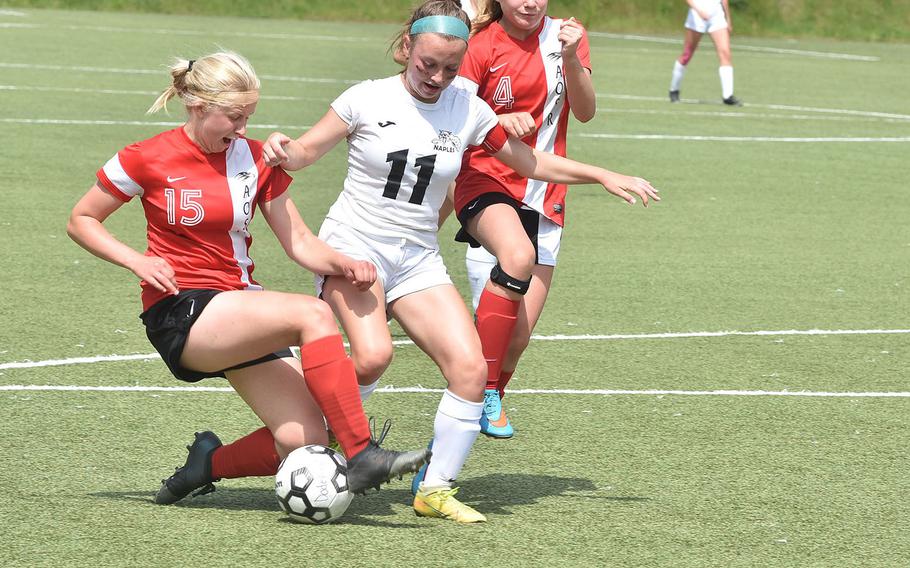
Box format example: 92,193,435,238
559,17,585,59
499,112,537,138
697,9,711,20
130,255,179,295
342,259,377,291
601,173,660,207
263,132,292,167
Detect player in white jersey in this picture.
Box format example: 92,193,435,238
669,0,742,106
264,0,657,523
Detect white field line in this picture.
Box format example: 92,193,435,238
3,84,902,125
0,118,310,130
59,24,376,43
0,384,907,397
599,93,910,121
579,133,910,143
2,328,909,371
587,31,881,61
599,107,909,124
0,22,34,28
0,9,27,16
0,62,359,84
0,84,320,101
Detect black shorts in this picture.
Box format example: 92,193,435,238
455,192,541,263
140,289,293,383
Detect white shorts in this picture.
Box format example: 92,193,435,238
685,5,728,34
315,218,452,304
466,209,562,267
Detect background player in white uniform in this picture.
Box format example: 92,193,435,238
263,0,658,523
669,0,742,106
67,51,429,506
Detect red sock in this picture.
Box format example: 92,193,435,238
210,427,280,479
299,335,370,458
498,370,514,400
476,289,520,391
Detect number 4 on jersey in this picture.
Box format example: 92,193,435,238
492,76,514,110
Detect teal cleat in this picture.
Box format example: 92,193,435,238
479,389,513,439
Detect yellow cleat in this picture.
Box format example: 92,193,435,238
413,486,487,523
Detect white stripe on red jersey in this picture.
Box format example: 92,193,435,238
455,16,591,226
96,127,292,310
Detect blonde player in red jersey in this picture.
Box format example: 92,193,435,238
67,51,429,506
262,0,656,522
451,0,600,438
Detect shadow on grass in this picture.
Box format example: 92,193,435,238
91,472,646,525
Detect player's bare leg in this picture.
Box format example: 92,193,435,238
710,27,740,105
155,357,329,504
670,29,703,102
391,284,488,522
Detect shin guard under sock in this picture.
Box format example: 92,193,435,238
475,289,520,391
299,335,370,458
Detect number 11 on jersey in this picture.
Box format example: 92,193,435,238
383,149,437,206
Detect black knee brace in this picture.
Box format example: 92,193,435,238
490,263,531,295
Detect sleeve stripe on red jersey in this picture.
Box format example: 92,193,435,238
101,154,143,198
481,123,508,154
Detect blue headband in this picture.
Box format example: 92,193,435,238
409,15,470,42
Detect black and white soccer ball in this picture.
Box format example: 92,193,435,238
275,445,353,524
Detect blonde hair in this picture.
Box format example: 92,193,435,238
147,51,260,114
390,0,471,64
470,0,503,35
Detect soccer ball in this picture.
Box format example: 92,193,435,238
275,445,353,524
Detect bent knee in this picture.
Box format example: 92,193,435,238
351,345,393,382
444,357,487,397
289,297,338,338
496,248,536,279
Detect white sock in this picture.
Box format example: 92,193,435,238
465,247,496,313
358,379,379,403
421,389,483,489
670,60,686,92
719,65,734,99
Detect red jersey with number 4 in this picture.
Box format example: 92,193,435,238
455,16,591,227
96,127,292,310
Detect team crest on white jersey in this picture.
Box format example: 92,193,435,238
432,130,461,153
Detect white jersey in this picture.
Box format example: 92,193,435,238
690,0,722,13
326,75,501,249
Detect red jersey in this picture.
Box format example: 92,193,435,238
455,17,591,226
96,127,292,310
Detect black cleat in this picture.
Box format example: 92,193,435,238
723,95,743,106
346,419,431,495
154,431,222,505
669,90,680,103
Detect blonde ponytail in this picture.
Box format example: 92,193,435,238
147,52,259,115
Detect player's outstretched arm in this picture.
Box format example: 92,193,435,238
260,192,376,291
263,109,349,171
491,136,660,207
67,183,178,294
